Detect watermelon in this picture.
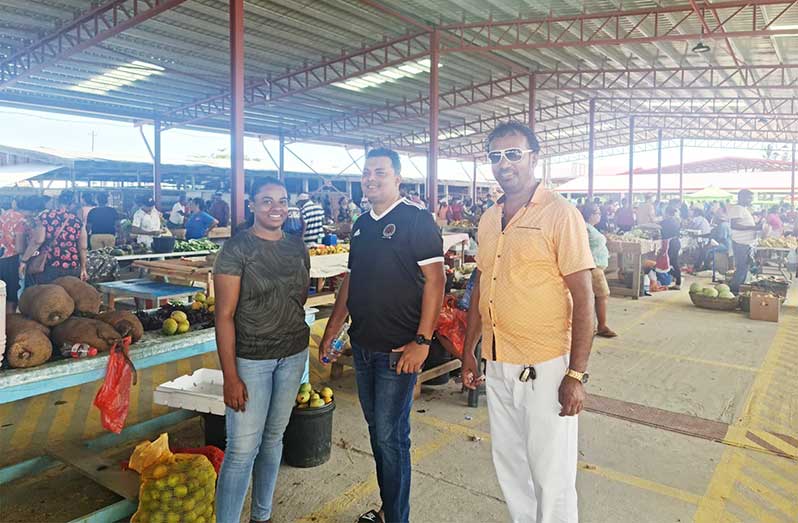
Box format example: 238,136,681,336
702,287,719,298
715,283,731,294
689,282,702,293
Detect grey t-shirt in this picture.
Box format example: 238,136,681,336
213,229,311,360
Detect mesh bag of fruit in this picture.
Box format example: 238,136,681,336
129,434,217,523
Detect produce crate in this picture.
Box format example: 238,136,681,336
154,368,225,415
688,291,740,311
740,279,790,299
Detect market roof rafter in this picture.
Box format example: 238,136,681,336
0,0,187,88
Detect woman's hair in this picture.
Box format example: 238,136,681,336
81,192,96,205
249,177,285,200
580,203,599,222
58,190,75,206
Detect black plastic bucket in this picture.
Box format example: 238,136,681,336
203,413,226,451
283,401,335,468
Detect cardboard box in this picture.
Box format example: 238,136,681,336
749,292,780,322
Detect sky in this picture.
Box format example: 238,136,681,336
0,105,777,182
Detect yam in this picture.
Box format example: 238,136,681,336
18,284,75,326
51,317,122,353
99,311,144,343
53,276,102,314
6,314,53,368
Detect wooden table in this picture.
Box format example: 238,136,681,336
133,257,214,296
114,250,214,262
97,278,205,309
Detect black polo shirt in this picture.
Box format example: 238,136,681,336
347,198,443,352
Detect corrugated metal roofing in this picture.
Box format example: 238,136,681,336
1,0,796,161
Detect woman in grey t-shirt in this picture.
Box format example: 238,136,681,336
214,178,310,523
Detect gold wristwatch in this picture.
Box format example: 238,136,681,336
565,369,589,384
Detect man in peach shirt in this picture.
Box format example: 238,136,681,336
462,121,595,523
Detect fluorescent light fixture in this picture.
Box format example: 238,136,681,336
770,24,798,30
332,58,442,92
70,60,163,95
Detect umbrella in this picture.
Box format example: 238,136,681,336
684,186,735,201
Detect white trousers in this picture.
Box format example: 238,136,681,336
486,356,579,523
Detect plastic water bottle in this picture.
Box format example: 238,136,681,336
322,323,350,363
458,271,478,310
69,343,98,358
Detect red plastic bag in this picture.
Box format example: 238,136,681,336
436,295,467,358
93,336,136,433
655,239,671,271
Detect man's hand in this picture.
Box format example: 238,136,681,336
461,351,483,390
393,342,429,374
80,268,89,281
223,374,248,412
558,375,585,417
318,327,338,365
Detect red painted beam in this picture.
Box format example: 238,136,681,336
160,31,431,129
230,0,245,229
438,0,798,53
0,0,187,88
428,30,440,212
289,64,798,142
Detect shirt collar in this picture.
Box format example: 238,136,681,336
369,197,405,221
496,183,547,208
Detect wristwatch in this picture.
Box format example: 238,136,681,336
415,335,432,346
565,368,589,384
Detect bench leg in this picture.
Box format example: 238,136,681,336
330,361,344,380
413,381,421,399
106,293,115,311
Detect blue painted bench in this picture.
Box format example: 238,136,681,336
97,278,205,309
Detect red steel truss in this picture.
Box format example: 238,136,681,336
372,96,798,149
154,1,798,133
0,0,187,88
290,65,798,141
159,31,432,129
438,0,798,53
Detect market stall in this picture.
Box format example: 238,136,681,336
605,236,660,299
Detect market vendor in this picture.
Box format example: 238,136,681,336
727,189,761,294
581,203,617,338
0,196,31,311
20,191,88,284
130,197,164,249
86,192,118,250
185,198,219,240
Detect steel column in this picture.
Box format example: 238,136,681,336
528,73,536,130
792,142,796,210
427,29,440,211
656,129,663,203
627,116,635,207
230,0,245,229
587,98,596,199
472,159,478,203
679,138,685,200
153,120,161,208
278,132,285,181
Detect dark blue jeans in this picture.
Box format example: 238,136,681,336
352,344,417,523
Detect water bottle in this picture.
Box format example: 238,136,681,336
322,323,350,363
458,271,478,310
70,343,98,358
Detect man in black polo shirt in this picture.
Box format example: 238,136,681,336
321,147,445,523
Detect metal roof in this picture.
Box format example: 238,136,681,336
1,0,797,161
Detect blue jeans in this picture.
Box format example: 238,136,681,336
730,241,751,294
216,350,308,523
352,344,417,523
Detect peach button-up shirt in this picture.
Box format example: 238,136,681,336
476,186,595,366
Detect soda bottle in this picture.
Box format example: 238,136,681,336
69,343,98,358
322,323,350,364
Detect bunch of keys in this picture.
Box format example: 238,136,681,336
519,365,536,382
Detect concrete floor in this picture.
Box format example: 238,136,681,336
2,274,798,522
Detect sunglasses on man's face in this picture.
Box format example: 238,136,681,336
486,148,535,165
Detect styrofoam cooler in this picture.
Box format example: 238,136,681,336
0,280,6,366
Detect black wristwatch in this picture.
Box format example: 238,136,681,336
415,335,432,346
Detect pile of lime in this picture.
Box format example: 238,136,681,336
134,458,216,523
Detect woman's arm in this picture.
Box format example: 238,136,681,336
214,273,248,411
79,226,88,280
